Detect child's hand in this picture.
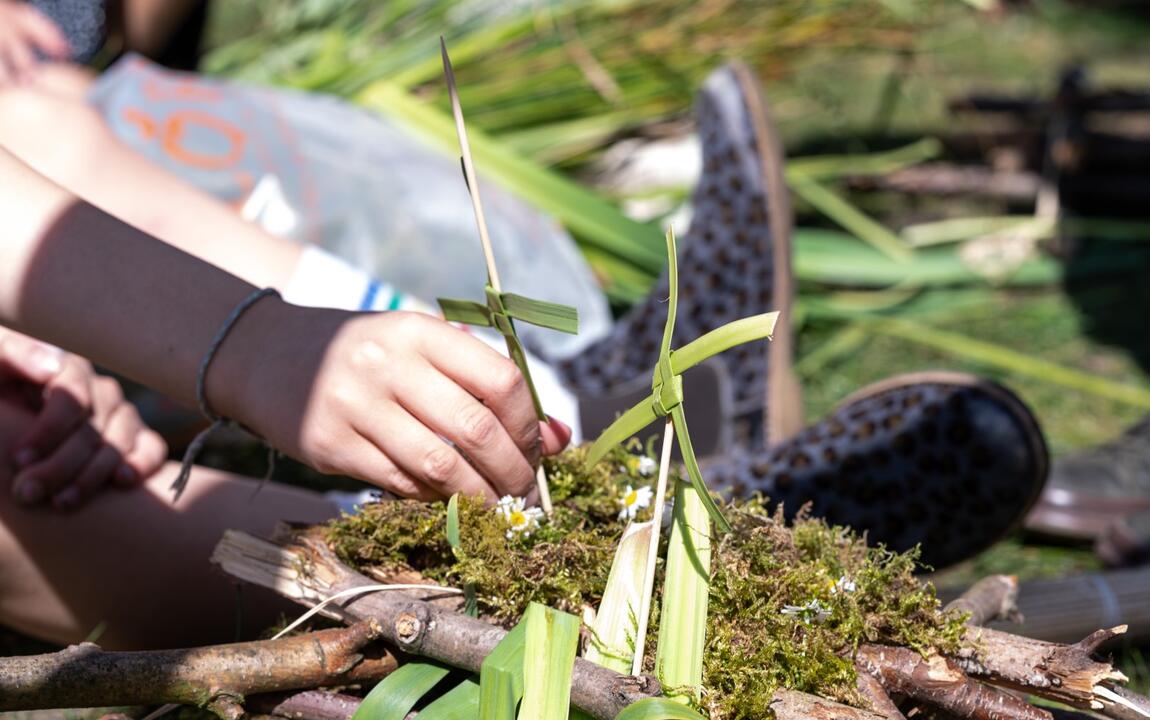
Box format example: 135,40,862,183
216,306,570,503
0,329,167,509
0,1,70,85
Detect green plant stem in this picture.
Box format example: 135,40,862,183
868,316,1150,409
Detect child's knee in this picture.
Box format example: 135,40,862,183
0,86,109,184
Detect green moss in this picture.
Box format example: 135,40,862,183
325,444,966,718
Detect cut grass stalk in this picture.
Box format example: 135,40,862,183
786,137,941,180
654,481,711,705
901,216,1051,248
903,215,1150,248
794,323,870,379
792,228,1062,287
867,316,1150,409
585,521,654,674
788,175,913,263
520,603,582,720
479,620,526,719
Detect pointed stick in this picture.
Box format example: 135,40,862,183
441,37,501,292
440,38,552,514
631,417,675,676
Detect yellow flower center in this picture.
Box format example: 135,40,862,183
509,510,527,527
624,489,638,506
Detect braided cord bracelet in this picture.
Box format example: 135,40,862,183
172,288,281,500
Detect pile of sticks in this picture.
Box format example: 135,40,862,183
2,525,1149,720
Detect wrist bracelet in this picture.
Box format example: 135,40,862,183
172,287,281,500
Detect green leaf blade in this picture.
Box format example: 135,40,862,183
670,312,779,376
478,621,526,713
519,603,581,720
583,399,660,470
480,620,527,720
614,698,708,720
446,493,462,551
438,297,494,326
502,293,579,334
670,406,731,533
351,661,451,720
655,482,712,704
418,678,481,720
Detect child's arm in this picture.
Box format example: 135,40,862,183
0,147,568,501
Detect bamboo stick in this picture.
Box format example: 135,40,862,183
631,417,675,676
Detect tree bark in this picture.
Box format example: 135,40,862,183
854,667,907,720
855,644,1052,720
248,691,364,720
212,529,661,720
0,622,394,714
945,574,1020,627
953,625,1129,711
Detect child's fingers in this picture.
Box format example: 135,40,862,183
353,402,499,503
419,323,543,469
395,362,536,500
55,442,120,510
16,4,70,59
92,401,146,487
12,424,100,505
14,361,93,466
115,427,167,488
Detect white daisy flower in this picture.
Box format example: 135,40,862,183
618,484,654,521
780,599,831,624
496,495,544,539
636,456,658,476
831,575,857,595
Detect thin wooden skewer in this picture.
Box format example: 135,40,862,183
440,38,552,514
631,417,675,676
441,38,502,292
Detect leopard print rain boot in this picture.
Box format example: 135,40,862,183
705,372,1049,570
562,61,802,454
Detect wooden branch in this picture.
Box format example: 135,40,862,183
1003,567,1150,645
248,690,364,720
766,690,890,720
213,531,1150,720
1095,685,1150,720
0,622,395,714
854,666,907,720
855,644,1051,720
212,529,661,720
254,688,886,720
953,625,1129,711
946,575,1021,627
846,163,1041,200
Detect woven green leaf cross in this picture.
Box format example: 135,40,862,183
438,287,578,419
436,38,579,422
584,229,778,533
